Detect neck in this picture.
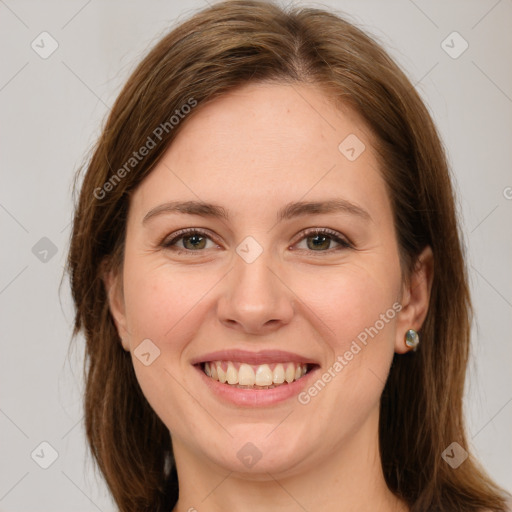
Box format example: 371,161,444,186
170,407,409,512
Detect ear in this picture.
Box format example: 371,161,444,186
103,263,130,351
394,245,434,354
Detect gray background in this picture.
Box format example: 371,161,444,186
1,0,511,510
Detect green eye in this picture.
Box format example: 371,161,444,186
162,227,352,255
295,229,352,252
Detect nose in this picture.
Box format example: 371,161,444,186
216,246,294,335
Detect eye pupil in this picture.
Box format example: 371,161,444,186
308,234,330,250
184,234,206,250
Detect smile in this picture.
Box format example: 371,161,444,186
192,349,320,406
203,361,309,389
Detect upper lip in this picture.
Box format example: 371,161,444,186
191,349,320,366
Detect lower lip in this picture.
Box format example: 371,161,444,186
195,364,319,407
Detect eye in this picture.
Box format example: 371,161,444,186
292,228,352,253
161,228,218,254
161,227,352,255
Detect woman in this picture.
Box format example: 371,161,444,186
66,1,511,511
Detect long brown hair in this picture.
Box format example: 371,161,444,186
66,1,510,510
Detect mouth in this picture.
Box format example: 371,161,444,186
192,350,320,406
201,360,312,389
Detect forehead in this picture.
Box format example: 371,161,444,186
130,82,388,222
169,82,371,169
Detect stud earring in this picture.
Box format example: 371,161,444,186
405,329,420,352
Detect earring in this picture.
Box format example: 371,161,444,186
405,329,420,352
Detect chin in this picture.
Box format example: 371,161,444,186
199,428,316,479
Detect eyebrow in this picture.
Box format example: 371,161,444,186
142,198,372,224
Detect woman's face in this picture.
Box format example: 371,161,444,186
107,82,428,477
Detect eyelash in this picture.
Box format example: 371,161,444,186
160,227,353,255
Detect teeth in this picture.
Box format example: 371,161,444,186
285,364,295,383
238,364,255,386
217,365,227,383
273,364,285,384
203,361,309,388
226,362,238,385
255,364,273,386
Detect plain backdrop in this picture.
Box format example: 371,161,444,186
1,0,511,510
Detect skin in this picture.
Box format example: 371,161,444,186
105,82,433,512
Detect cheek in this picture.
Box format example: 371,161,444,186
291,261,400,417
120,258,219,435
293,274,396,426
296,263,400,348
122,257,217,347
122,248,401,364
